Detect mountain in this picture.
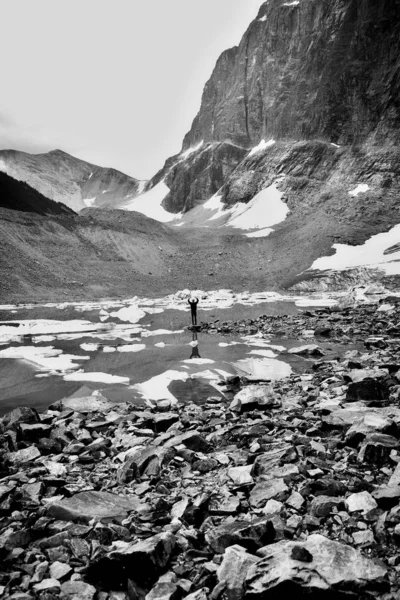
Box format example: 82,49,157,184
141,0,400,290
0,171,75,216
0,149,145,212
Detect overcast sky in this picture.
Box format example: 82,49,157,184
0,0,262,179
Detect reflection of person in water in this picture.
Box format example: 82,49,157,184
188,295,199,327
190,331,201,359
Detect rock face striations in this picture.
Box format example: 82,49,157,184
150,0,400,220
0,149,144,213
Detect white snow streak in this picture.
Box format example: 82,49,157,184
228,184,289,230
310,223,400,275
83,197,96,207
349,184,369,197
248,139,275,157
180,141,204,160
121,181,181,223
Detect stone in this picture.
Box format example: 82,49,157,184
310,496,343,518
217,545,258,600
286,491,305,511
33,578,60,592
372,486,400,509
228,465,254,486
246,534,387,598
252,443,292,476
346,378,389,402
250,479,288,508
49,561,72,580
358,433,398,464
345,413,397,447
206,518,275,554
60,581,97,600
230,385,278,413
7,446,41,465
352,530,375,546
145,581,180,600
2,406,39,429
87,532,176,589
288,345,324,357
345,491,378,515
150,412,180,433
47,491,141,523
60,396,114,413
262,500,283,516
163,431,211,452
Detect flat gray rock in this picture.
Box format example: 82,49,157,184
47,490,141,523
244,534,387,598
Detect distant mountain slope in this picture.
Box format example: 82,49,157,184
0,171,75,216
0,149,145,212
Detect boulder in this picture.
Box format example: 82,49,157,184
60,395,114,413
228,465,254,486
250,479,289,508
87,532,176,589
244,534,387,598
2,406,39,429
47,490,141,523
217,545,259,600
7,445,41,465
310,496,344,518
60,581,97,600
206,518,275,553
230,385,278,413
358,433,398,464
287,345,324,357
346,378,389,402
345,413,397,447
345,491,378,515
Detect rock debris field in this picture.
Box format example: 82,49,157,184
3,296,400,599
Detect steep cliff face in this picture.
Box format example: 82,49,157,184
151,0,400,214
0,149,144,212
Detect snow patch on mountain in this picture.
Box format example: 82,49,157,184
83,197,96,207
180,141,204,160
228,184,289,230
310,223,400,275
0,158,8,173
349,184,369,197
248,139,275,157
120,181,181,223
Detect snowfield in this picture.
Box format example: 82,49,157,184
310,223,400,275
120,181,181,223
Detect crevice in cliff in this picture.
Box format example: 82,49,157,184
243,37,251,144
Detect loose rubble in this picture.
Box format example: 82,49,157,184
2,297,400,598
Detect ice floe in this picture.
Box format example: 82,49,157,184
117,344,146,353
132,370,189,403
64,372,130,384
0,346,89,374
234,357,292,380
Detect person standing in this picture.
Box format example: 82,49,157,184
188,296,199,327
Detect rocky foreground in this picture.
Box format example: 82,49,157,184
2,298,400,599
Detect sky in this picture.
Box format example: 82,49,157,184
0,0,262,180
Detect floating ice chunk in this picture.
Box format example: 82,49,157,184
80,343,99,351
64,372,130,384
219,341,241,347
248,139,275,157
133,370,189,402
180,140,204,160
246,228,273,238
155,342,166,348
110,305,146,324
349,184,369,197
182,358,215,365
0,346,89,373
234,357,291,380
295,297,338,307
141,329,184,337
117,344,146,353
250,349,277,358
83,197,96,207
